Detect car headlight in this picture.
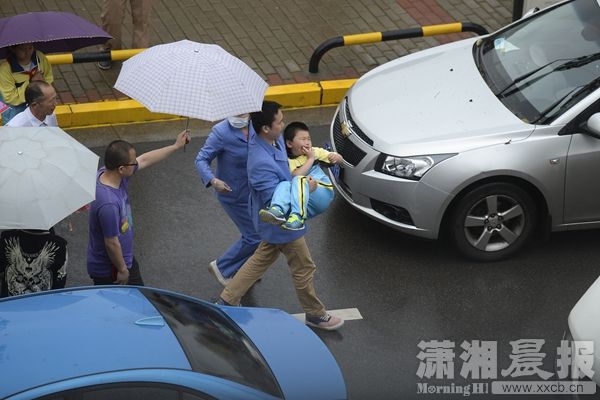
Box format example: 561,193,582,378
376,154,456,180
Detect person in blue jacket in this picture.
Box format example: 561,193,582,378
216,101,344,331
195,114,261,286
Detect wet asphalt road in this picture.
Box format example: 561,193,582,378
59,125,600,400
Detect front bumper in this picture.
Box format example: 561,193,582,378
329,102,450,239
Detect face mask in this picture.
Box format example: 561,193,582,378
228,116,249,129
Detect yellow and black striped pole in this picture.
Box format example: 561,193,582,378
309,22,488,73
46,49,145,65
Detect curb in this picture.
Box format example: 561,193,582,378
56,79,357,129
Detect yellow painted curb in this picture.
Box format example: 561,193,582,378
264,82,321,107
56,100,176,127
49,80,352,128
71,99,175,126
54,105,72,127
320,79,357,105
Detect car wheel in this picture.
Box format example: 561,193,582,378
450,183,537,262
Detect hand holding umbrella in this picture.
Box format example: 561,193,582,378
175,129,191,149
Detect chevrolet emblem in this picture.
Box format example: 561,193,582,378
341,121,351,138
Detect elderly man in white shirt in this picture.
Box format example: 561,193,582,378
6,81,58,127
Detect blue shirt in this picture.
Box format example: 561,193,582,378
195,119,251,204
247,134,307,244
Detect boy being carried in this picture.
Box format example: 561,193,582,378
259,121,344,230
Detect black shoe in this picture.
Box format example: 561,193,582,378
97,60,112,70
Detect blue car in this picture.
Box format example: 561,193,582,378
0,286,346,400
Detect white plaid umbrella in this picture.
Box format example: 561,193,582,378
114,40,269,121
0,127,99,230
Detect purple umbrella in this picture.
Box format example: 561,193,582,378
0,11,112,59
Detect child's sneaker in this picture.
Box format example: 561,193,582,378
259,206,286,225
282,213,305,230
305,313,344,331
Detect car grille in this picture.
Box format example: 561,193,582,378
345,101,373,146
333,114,367,167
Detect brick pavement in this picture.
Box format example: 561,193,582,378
0,0,513,106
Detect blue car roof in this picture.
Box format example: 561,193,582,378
0,287,190,398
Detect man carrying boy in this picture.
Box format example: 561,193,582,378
259,121,344,230
216,101,343,331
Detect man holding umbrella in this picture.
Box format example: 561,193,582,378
87,130,189,285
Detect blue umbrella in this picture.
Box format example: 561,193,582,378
0,11,112,59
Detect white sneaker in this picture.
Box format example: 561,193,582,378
208,260,230,286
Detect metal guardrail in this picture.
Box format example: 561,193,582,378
309,22,489,73
45,49,145,65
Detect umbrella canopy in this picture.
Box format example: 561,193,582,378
114,40,268,121
0,127,99,230
0,11,111,59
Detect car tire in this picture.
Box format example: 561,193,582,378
450,182,537,262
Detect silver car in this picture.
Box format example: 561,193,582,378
330,0,600,261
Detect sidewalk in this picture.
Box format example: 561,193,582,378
0,0,513,107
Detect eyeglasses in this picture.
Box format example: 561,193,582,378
120,161,138,168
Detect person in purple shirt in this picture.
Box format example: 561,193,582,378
195,114,260,286
216,101,343,331
87,130,189,285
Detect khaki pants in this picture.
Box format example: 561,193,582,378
220,237,327,317
101,0,152,50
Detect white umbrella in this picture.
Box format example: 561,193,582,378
0,127,99,230
114,39,269,122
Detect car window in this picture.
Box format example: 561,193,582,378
141,289,282,398
476,0,600,123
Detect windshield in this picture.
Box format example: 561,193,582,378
476,0,600,123
142,289,282,398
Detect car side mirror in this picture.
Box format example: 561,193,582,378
585,113,600,139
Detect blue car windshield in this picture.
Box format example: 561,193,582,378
476,0,600,123
141,289,282,398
